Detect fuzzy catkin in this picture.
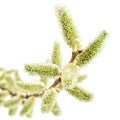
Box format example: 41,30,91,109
76,31,108,66
16,82,45,94
4,96,20,109
41,88,57,113
56,6,81,51
52,41,62,67
0,90,9,100
52,102,61,116
20,97,35,116
61,63,79,89
67,86,93,102
24,63,59,77
9,108,17,116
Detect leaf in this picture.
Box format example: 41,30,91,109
77,74,87,83
76,31,108,67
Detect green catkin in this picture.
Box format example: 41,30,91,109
16,82,45,94
76,31,108,67
67,86,93,102
26,108,34,118
41,88,57,113
5,76,16,93
61,63,79,89
4,96,20,109
9,108,17,116
20,97,35,116
0,90,9,100
56,6,81,51
77,74,87,83
24,63,59,77
52,102,61,116
52,41,62,67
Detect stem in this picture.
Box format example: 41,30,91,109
69,50,83,63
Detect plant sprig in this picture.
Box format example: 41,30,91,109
0,5,108,118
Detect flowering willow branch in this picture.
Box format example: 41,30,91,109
0,5,108,118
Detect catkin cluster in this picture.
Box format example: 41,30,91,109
0,5,108,118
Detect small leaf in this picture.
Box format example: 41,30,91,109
76,31,108,67
67,86,93,102
24,63,59,77
77,74,87,83
41,88,57,113
20,97,35,116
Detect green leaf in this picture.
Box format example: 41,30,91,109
41,88,57,113
77,74,87,83
56,6,81,51
24,63,59,77
76,31,108,67
67,86,93,102
52,41,62,67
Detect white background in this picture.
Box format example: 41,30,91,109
0,0,120,120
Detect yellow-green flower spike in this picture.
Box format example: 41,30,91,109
26,108,34,118
61,63,79,89
76,31,108,67
67,86,93,102
5,76,16,93
52,41,62,67
16,82,45,94
77,74,87,83
52,102,61,116
4,96,20,109
20,97,35,116
41,88,57,113
24,63,59,77
0,90,9,100
9,108,17,116
56,6,81,51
